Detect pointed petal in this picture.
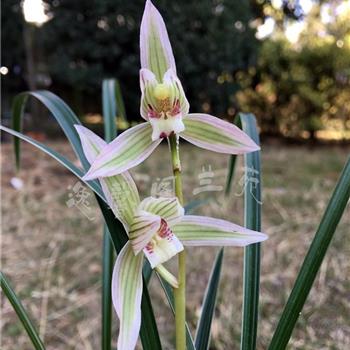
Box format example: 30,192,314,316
138,197,184,226
75,125,140,228
74,125,107,163
140,68,159,120
172,215,268,247
83,123,162,180
143,220,184,268
112,242,143,350
140,0,176,81
101,174,140,229
181,114,260,154
129,211,161,254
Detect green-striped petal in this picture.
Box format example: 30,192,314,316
83,122,162,180
75,125,140,228
101,175,140,229
112,242,144,350
181,114,260,154
172,215,268,246
140,0,176,82
129,211,161,254
139,197,184,226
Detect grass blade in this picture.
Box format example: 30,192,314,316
115,80,127,122
101,78,118,350
194,249,224,350
101,227,114,350
268,157,350,350
102,79,118,141
12,90,90,171
0,126,103,199
237,113,262,350
1,272,46,350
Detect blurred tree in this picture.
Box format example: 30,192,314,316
1,1,27,113
40,0,264,119
236,1,350,140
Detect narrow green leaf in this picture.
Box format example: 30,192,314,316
194,249,224,350
238,113,262,350
268,157,350,350
115,80,127,122
0,126,103,199
1,272,46,350
101,78,117,350
101,227,114,350
225,154,238,196
12,90,90,171
102,79,117,141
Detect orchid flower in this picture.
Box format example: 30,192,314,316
83,0,259,181
75,125,267,350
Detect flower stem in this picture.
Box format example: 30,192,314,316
168,133,186,350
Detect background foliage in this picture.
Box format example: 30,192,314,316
2,1,350,138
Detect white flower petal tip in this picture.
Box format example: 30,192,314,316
172,216,268,247
181,114,260,155
143,219,184,268
74,124,107,163
140,0,176,81
82,123,162,179
112,243,143,350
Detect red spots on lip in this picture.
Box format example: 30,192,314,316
158,219,173,241
145,242,154,254
170,100,181,116
147,99,181,119
148,104,160,119
159,132,168,138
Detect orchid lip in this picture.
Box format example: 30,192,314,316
142,217,184,268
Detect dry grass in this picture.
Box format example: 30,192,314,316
1,140,349,350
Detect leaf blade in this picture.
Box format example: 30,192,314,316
268,157,350,350
194,249,224,350
238,113,262,350
1,272,46,350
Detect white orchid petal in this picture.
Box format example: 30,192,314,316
140,0,176,81
112,243,143,350
75,125,140,228
172,215,268,246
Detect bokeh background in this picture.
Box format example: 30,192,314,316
1,0,350,349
